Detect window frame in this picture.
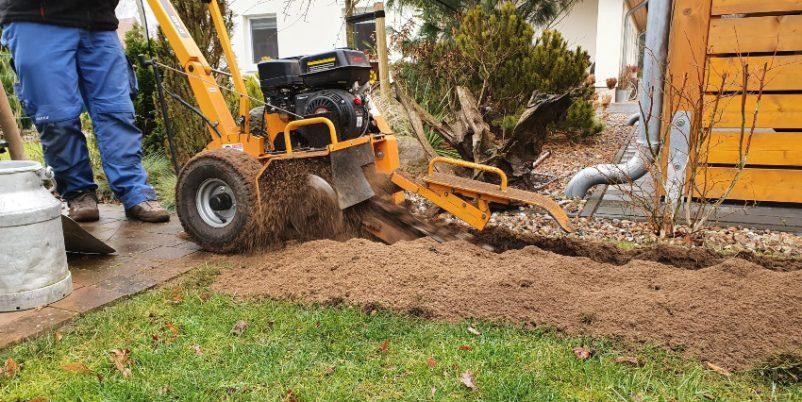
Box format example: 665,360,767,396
245,13,279,65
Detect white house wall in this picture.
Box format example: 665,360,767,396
230,0,348,73
594,0,627,89
118,0,415,75
118,0,633,91
540,0,635,91
549,0,599,62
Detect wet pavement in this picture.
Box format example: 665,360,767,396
0,204,208,349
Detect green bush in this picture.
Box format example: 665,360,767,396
0,50,31,130
124,25,163,156
396,1,601,141
142,152,177,210
557,99,604,142
244,74,264,107
528,30,593,94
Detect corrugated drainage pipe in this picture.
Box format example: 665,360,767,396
565,0,674,198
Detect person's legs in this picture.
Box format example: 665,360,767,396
1,23,96,202
75,29,164,219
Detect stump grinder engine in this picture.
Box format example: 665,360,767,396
149,0,572,253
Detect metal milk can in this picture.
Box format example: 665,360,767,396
0,160,72,311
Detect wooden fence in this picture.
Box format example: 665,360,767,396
665,0,802,203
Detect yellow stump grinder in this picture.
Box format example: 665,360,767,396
147,0,572,253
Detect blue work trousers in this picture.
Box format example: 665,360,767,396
2,22,156,209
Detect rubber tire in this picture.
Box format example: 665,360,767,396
176,149,261,253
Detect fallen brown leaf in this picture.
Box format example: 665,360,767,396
27,397,48,402
110,349,132,378
467,326,482,336
54,331,63,343
431,386,436,397
168,288,183,304
284,389,299,402
62,362,91,374
165,322,179,338
192,345,203,356
614,356,641,366
458,345,472,351
426,356,437,368
4,357,19,378
378,339,390,353
324,366,335,376
706,362,731,377
572,346,592,360
460,370,478,391
231,320,248,336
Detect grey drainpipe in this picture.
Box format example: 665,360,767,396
565,0,673,198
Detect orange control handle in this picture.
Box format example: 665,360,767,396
283,117,338,154
428,157,508,192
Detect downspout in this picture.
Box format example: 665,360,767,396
565,0,673,198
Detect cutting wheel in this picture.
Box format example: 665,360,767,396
251,157,346,244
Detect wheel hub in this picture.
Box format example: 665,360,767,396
196,178,237,228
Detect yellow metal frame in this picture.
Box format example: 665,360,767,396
148,0,265,155
391,157,573,232
391,157,500,230
281,117,338,155
391,173,491,230
208,0,250,134
428,157,508,191
149,0,572,235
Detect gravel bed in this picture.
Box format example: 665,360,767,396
408,113,802,259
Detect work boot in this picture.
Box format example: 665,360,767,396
67,191,100,222
125,200,170,223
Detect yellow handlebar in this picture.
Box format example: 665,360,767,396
283,117,338,154
428,157,508,192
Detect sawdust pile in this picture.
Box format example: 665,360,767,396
245,159,420,251
246,158,353,251
214,237,802,370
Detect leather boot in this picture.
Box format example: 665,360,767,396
67,191,100,222
125,200,170,223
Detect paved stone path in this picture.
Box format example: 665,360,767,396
0,204,207,349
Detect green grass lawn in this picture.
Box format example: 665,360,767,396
0,140,43,162
1,264,799,401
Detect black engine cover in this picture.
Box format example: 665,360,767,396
294,89,369,148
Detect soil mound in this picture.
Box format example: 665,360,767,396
213,237,802,370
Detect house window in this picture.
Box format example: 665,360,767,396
353,21,376,54
349,6,376,55
250,15,278,63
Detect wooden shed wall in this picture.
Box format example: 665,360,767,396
671,0,802,203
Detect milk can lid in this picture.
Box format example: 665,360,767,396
0,160,43,175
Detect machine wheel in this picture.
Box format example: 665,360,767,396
176,149,261,253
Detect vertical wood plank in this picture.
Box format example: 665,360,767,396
661,0,713,195
665,0,713,113
374,2,391,99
